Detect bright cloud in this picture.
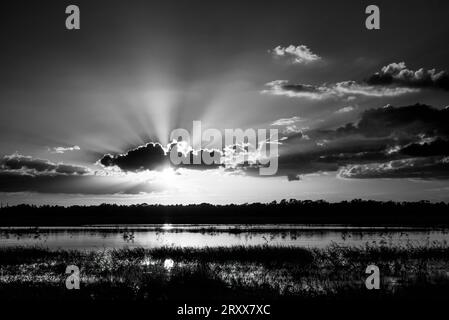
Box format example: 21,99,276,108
262,80,419,100
270,45,321,64
271,116,305,126
50,145,81,154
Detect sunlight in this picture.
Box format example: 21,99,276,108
162,223,174,231
157,168,178,186
163,258,175,271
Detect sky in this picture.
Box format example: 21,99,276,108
1,0,449,205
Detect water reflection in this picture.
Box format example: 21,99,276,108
163,259,174,270
0,224,448,250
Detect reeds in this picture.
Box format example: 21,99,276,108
1,243,449,300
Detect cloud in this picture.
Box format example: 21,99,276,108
270,45,321,64
271,116,304,126
0,153,90,175
366,62,449,90
338,157,449,179
99,142,222,172
99,143,169,172
262,80,417,100
263,62,447,101
283,125,308,136
79,103,449,182
274,104,449,180
262,80,333,100
399,138,449,157
352,103,449,138
270,116,310,136
174,148,223,170
0,154,159,195
335,106,356,114
0,154,169,194
50,145,80,154
333,81,418,97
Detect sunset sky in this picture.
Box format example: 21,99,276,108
1,0,449,205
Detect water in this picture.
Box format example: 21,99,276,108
0,224,448,250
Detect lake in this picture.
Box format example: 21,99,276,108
0,224,448,250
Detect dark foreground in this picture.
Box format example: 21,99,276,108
2,244,449,301
2,244,449,318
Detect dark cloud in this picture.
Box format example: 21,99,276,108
0,153,165,194
287,174,302,181
282,83,323,93
275,141,391,178
277,104,449,180
366,62,449,91
399,139,449,157
1,153,90,175
99,142,221,172
316,142,394,164
175,149,223,170
277,153,340,176
338,104,449,138
99,143,169,172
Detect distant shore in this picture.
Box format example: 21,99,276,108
1,199,449,226
0,224,442,231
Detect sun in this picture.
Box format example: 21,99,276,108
158,167,178,186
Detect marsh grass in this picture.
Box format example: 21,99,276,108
1,243,449,300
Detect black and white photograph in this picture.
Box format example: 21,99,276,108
1,0,449,318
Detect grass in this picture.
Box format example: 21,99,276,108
1,243,449,301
